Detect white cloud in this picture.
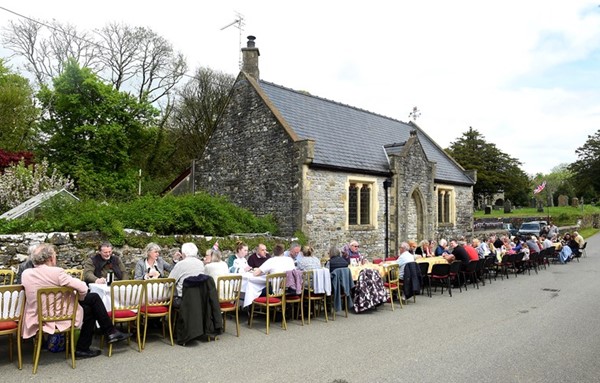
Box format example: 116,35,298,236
1,0,600,175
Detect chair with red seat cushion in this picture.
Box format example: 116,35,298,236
141,278,175,349
428,263,452,297
249,273,287,335
106,280,145,356
217,275,242,337
0,285,25,369
373,258,383,264
382,263,402,311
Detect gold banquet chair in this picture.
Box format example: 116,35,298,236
0,269,15,285
33,286,79,374
248,273,287,335
383,263,403,311
303,270,328,324
106,280,145,357
0,285,25,369
64,269,84,280
141,278,175,349
217,275,243,337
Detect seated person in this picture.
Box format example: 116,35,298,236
573,231,585,249
168,242,206,307
435,239,448,256
415,240,433,257
341,240,361,261
253,243,295,276
561,233,579,256
21,244,129,359
83,242,126,284
204,249,229,283
134,242,173,280
396,242,415,280
472,238,490,259
327,246,350,272
558,242,572,263
284,242,304,266
443,240,470,266
248,243,271,268
230,241,251,273
296,245,321,271
407,240,418,255
464,242,479,261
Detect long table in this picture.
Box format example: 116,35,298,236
241,268,332,308
415,256,448,273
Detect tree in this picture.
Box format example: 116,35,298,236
568,130,600,201
36,59,158,199
445,127,530,207
145,67,235,185
2,19,186,105
0,60,39,151
0,158,74,212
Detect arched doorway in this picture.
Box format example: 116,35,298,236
407,189,425,241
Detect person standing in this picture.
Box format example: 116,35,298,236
83,242,126,284
21,244,129,359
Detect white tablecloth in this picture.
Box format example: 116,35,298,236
312,268,331,295
89,283,111,311
241,269,332,307
241,273,266,307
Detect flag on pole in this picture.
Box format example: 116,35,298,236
212,241,219,251
533,180,546,194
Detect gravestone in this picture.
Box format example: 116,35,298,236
504,199,512,213
484,205,492,215
572,197,579,207
537,201,544,212
558,195,568,207
530,198,537,208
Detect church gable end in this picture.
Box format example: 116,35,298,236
194,76,303,236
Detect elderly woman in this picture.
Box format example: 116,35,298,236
134,243,173,280
204,249,229,283
326,246,350,272
415,240,433,257
296,245,321,271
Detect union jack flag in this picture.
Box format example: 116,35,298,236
533,181,546,195
212,241,219,251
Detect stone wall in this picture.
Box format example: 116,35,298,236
194,75,304,236
303,168,386,259
0,231,294,272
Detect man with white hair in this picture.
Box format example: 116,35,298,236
396,242,415,280
168,242,205,307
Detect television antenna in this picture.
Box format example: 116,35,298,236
220,12,245,69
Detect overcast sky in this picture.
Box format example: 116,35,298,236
1,1,600,176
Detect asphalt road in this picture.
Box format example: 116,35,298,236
3,235,600,383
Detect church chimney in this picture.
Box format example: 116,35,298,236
242,35,260,80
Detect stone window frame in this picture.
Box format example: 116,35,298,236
346,176,378,230
437,184,456,226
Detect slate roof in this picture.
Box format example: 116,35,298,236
259,80,474,185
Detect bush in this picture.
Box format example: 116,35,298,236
0,193,278,243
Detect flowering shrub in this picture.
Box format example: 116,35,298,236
0,158,75,212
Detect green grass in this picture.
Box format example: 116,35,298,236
474,205,600,227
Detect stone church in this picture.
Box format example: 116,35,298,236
194,36,476,258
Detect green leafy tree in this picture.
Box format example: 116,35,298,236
0,60,39,151
446,127,530,207
36,59,158,199
569,130,600,201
